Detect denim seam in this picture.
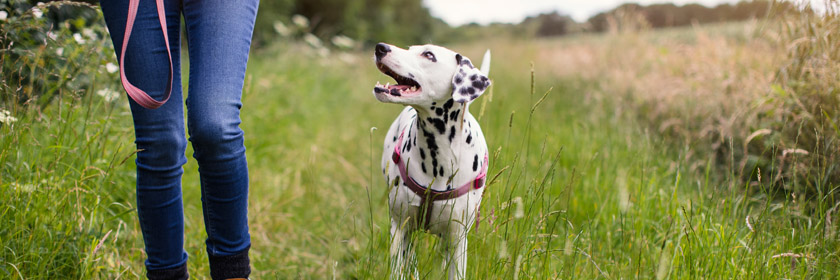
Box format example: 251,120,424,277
200,179,219,256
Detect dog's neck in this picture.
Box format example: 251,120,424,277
403,98,475,190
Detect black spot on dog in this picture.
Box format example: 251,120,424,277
425,130,439,157
393,136,397,142
461,58,473,68
394,176,401,187
432,102,436,106
419,148,426,159
426,117,446,134
443,99,454,111
448,126,455,142
473,80,486,90
470,74,477,81
421,163,427,174
454,76,463,84
468,88,475,95
436,107,444,116
473,155,478,171
466,134,472,144
439,166,444,177
409,73,415,78
422,127,432,137
459,87,469,95
449,109,460,122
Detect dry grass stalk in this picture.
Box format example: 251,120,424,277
537,1,840,205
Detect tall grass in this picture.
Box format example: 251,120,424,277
1,3,141,278
536,1,840,210
1,3,839,279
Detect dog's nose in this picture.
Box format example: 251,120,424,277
375,43,391,60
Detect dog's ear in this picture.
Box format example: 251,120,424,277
451,54,491,103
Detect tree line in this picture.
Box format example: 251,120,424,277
6,0,791,48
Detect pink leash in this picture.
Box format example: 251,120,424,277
118,0,173,109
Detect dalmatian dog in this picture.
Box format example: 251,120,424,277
373,42,491,280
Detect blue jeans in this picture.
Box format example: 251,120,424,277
100,0,258,278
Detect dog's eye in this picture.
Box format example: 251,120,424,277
422,51,437,62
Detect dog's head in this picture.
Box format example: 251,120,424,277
373,43,490,105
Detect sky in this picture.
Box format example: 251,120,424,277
422,0,813,26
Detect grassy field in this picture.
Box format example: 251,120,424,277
2,23,839,279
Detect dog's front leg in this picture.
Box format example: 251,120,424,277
443,229,468,280
390,218,416,280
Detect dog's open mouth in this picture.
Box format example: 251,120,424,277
374,63,421,97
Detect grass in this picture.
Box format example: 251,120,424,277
534,4,840,201
2,18,840,280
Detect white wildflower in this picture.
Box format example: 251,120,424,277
11,182,31,192
746,215,754,232
656,243,672,280
617,170,630,213
0,109,18,124
0,11,8,21
73,33,86,44
105,62,118,74
47,31,57,40
56,47,64,56
331,35,355,49
303,33,322,49
317,47,330,57
513,255,522,280
338,53,356,64
291,14,309,28
563,234,574,256
512,196,524,219
21,183,36,192
82,28,97,40
782,148,809,156
273,21,291,37
497,240,509,259
32,7,43,19
96,88,120,102
771,252,806,259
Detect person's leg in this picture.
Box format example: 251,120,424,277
181,0,259,278
100,0,188,279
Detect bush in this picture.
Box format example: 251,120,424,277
0,1,118,110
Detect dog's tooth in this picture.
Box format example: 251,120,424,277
410,86,417,91
385,82,390,87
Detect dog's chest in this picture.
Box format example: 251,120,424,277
382,106,487,193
